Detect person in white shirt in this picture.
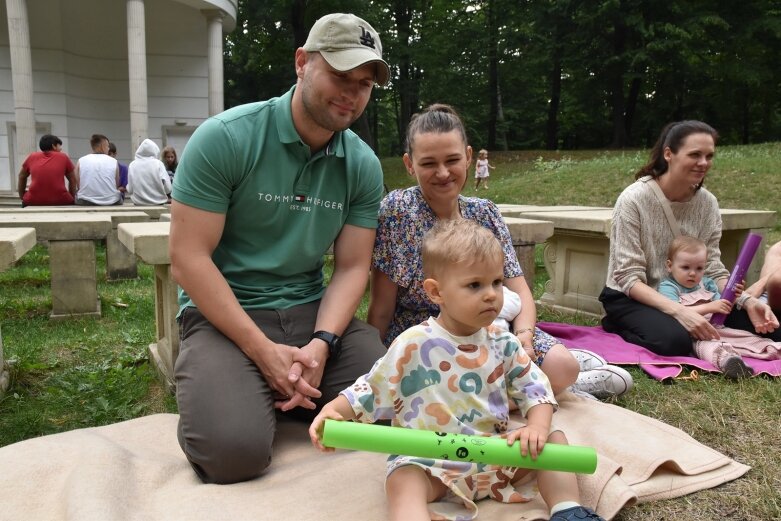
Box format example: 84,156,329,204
75,134,121,206
127,139,171,206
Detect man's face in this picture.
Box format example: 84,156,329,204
297,52,375,133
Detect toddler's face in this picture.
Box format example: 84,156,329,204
667,248,707,289
433,257,504,336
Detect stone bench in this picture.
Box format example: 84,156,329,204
503,217,554,289
0,213,114,319
117,222,176,389
0,207,165,280
0,227,37,396
502,207,777,317
0,204,171,220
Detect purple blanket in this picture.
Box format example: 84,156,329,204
538,322,781,380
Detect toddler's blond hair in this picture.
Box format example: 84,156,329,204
422,219,504,278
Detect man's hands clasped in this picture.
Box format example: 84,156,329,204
253,339,327,412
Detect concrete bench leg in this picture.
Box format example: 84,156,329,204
514,243,537,290
49,240,101,319
149,264,178,391
538,234,607,318
106,230,138,280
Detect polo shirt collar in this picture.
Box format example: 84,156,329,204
275,85,346,158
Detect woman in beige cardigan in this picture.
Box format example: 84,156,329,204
599,120,779,356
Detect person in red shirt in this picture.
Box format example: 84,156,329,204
17,134,77,206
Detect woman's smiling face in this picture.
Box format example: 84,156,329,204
403,130,472,206
664,132,715,189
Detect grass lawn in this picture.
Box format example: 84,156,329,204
1,144,780,520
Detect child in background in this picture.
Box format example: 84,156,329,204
474,149,494,190
658,235,781,378
161,145,178,184
309,219,603,521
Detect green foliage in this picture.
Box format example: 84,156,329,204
226,0,781,152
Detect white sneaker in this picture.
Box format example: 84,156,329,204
568,348,608,371
571,365,633,399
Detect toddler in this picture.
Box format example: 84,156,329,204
658,235,781,378
310,219,603,521
474,149,494,190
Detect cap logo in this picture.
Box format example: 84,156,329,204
359,26,376,49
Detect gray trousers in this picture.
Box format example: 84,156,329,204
175,301,386,484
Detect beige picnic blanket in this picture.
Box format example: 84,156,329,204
0,393,748,521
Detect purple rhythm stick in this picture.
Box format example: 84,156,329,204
711,232,763,326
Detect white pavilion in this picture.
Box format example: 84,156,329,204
0,0,237,198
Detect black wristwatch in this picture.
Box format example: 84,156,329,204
310,330,342,361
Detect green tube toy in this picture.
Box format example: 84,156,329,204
322,420,597,474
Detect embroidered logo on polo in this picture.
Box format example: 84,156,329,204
359,27,375,49
257,192,344,213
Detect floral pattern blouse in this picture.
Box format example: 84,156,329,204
372,186,523,345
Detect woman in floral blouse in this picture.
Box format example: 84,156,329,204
366,103,587,395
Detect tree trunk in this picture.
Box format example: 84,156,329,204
608,10,628,149
290,0,308,47
487,0,501,149
546,50,562,150
394,2,418,155
624,76,642,144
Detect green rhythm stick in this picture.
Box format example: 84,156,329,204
322,420,597,474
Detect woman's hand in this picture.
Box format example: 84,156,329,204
745,298,780,334
671,305,721,340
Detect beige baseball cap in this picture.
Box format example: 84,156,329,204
303,13,390,86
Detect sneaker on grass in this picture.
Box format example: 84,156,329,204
568,348,607,371
571,365,633,399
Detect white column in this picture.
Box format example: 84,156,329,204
6,0,36,191
203,9,225,116
127,0,148,149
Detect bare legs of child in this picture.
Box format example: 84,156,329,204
386,465,447,521
384,431,603,521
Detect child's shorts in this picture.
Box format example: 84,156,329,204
385,424,564,520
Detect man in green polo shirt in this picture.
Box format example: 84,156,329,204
170,13,391,484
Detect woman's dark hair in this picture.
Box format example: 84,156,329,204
635,120,719,181
39,134,62,152
405,103,468,155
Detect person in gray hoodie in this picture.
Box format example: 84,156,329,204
127,139,171,205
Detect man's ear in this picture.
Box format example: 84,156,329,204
294,48,308,80
423,278,443,304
